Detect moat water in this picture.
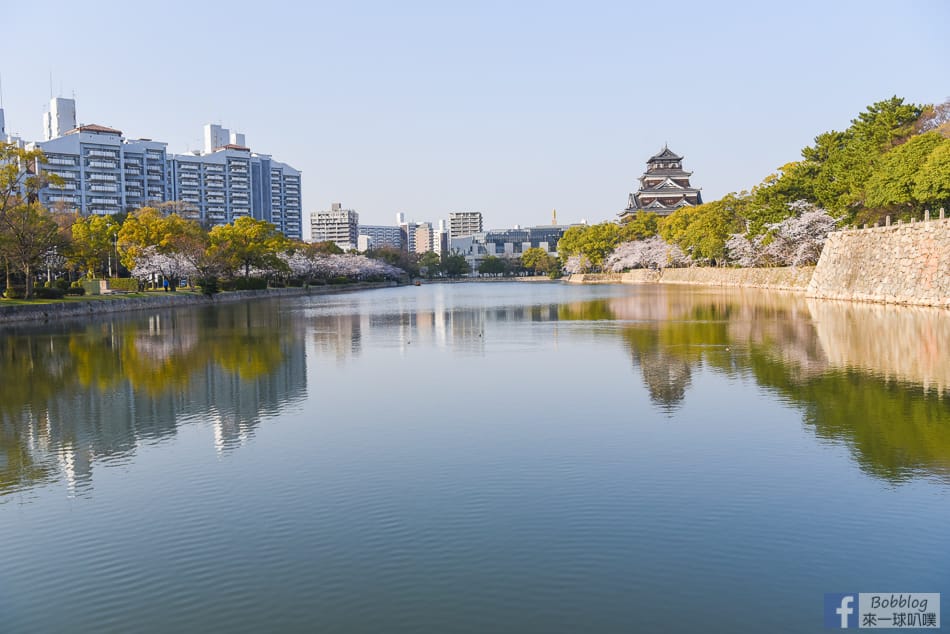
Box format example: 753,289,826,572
1,282,948,633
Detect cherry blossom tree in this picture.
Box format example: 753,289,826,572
130,246,196,290
726,201,837,266
605,236,688,271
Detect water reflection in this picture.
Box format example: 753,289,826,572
3,284,949,497
0,304,306,497
558,288,950,482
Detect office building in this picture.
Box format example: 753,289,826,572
311,203,359,250
451,224,572,271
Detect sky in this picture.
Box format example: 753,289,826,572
2,0,948,228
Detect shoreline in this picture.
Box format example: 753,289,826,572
0,281,401,327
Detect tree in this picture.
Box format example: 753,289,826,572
418,251,442,278
521,247,556,275
442,251,469,278
865,131,945,217
912,139,950,210
0,203,68,299
605,236,687,271
619,211,660,241
117,207,169,270
478,256,507,276
311,240,344,255
557,222,621,270
208,216,289,279
659,195,746,265
70,213,120,278
365,246,419,278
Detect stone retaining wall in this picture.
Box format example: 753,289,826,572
807,217,950,309
567,267,813,290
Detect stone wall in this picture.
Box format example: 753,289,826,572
807,217,950,309
566,267,813,290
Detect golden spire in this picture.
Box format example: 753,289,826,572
552,208,557,225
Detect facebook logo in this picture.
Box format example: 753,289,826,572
825,593,858,628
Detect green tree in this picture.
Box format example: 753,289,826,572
619,211,659,241
865,131,945,217
521,247,556,275
70,213,120,278
209,216,289,278
478,255,507,276
442,251,469,277
0,203,68,299
311,240,344,255
557,222,621,269
659,194,747,264
418,251,442,278
912,139,950,211
117,207,168,270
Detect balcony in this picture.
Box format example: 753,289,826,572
86,149,118,159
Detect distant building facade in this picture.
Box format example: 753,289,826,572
451,224,572,271
414,222,433,254
619,146,702,220
20,96,303,238
448,211,483,240
358,225,402,250
311,203,359,250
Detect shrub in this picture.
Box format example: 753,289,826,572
197,277,219,296
3,286,25,299
108,278,141,292
224,277,267,291
34,287,65,299
54,279,71,291
65,286,86,296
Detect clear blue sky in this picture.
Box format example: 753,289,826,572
3,0,948,227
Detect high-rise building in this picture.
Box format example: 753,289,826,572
619,146,702,220
414,222,433,254
358,225,402,250
311,203,359,250
448,211,483,239
397,212,417,253
43,97,77,141
24,97,303,238
432,219,448,255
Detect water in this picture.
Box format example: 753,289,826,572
1,282,948,633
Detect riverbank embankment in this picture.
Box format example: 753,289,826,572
568,216,950,309
0,281,400,326
567,266,815,291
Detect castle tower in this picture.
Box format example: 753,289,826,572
619,146,702,220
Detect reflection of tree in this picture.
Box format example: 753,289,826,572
561,288,950,482
0,302,306,497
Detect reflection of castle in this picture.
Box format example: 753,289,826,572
0,304,307,496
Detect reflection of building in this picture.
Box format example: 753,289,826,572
619,146,702,220
1,306,307,495
311,203,359,250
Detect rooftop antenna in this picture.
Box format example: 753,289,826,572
0,73,4,108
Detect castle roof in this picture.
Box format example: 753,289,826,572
648,145,683,162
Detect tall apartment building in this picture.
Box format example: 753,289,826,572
24,97,303,238
414,222,433,254
358,225,402,250
448,211,483,240
311,203,359,250
396,212,417,253
433,219,448,255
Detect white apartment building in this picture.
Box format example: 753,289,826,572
358,225,402,250
24,97,303,238
311,203,359,250
448,211,483,240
